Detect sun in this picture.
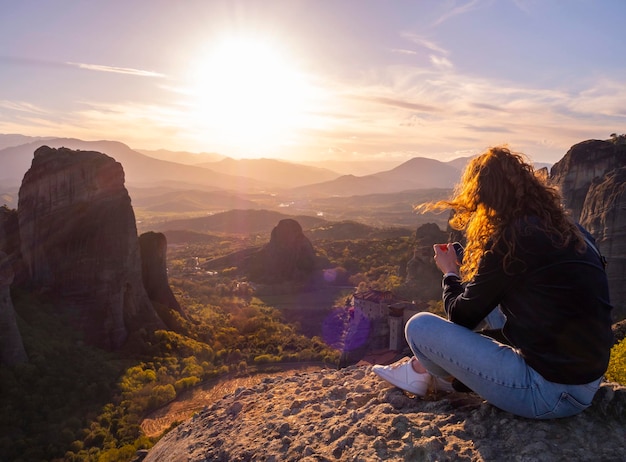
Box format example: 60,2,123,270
185,36,315,155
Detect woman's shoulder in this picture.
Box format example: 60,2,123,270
507,216,556,252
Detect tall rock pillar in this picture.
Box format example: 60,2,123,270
17,146,165,350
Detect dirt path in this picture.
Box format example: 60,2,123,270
141,365,326,438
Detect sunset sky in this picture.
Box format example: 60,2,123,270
1,0,625,164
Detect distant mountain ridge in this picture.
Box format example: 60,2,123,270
290,156,463,197
198,157,341,189
0,134,553,221
129,188,261,213
0,137,354,193
137,148,225,165
0,138,270,192
0,133,55,151
301,158,406,176
150,209,328,235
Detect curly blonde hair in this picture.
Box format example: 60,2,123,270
419,146,585,280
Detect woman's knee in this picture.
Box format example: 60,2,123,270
404,311,447,341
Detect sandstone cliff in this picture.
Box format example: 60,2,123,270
579,166,626,322
143,365,626,462
550,139,626,321
17,146,165,349
550,139,626,221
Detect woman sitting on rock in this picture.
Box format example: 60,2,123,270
373,146,614,419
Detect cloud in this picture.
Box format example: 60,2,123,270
0,55,68,70
400,33,453,70
433,0,490,27
0,100,48,114
463,124,513,133
312,61,626,163
327,146,347,154
470,102,511,113
0,98,185,151
363,96,439,113
401,33,449,55
430,55,453,70
568,79,626,118
66,62,166,78
511,0,536,14
0,55,165,79
390,48,418,56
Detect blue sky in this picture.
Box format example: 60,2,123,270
1,0,625,164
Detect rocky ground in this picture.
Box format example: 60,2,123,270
142,364,626,462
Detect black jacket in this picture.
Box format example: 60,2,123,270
442,219,614,384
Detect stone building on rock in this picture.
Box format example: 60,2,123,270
347,289,428,355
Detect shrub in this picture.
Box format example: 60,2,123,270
253,354,280,364
606,339,626,386
147,384,176,410
174,376,200,392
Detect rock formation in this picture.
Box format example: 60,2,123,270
239,219,317,284
142,365,626,462
264,219,316,280
139,231,188,328
550,139,626,221
550,139,626,321
0,251,27,365
17,146,165,350
578,167,626,321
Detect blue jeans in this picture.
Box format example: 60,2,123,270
405,312,602,419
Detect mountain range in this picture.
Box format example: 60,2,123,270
150,209,328,235
0,135,470,194
195,157,341,189
0,135,473,223
289,157,462,197
0,137,267,192
1,134,563,234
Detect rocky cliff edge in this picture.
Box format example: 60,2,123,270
144,365,626,462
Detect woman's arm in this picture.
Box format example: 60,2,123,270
443,249,511,329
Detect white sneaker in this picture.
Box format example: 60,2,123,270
372,357,431,396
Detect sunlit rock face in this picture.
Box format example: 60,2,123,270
579,167,626,322
17,146,164,349
550,139,626,321
551,139,626,222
